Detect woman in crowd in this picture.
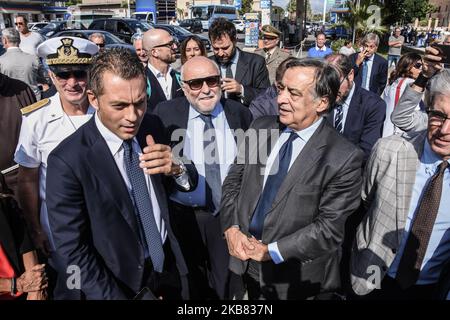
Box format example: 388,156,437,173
0,174,47,300
180,35,207,65
381,52,424,137
339,39,356,56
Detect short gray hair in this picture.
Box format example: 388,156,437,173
362,33,379,47
2,27,20,46
88,32,105,42
426,69,450,108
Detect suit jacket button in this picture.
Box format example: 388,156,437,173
138,265,143,270
392,248,397,254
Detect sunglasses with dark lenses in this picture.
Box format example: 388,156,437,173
183,76,221,90
153,40,178,49
15,22,24,26
413,62,423,69
95,43,105,48
55,70,88,80
263,36,278,40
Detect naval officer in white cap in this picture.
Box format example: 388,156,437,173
14,37,98,266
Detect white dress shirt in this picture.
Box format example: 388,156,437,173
170,103,237,207
333,82,356,131
263,118,323,264
94,113,167,256
147,63,173,100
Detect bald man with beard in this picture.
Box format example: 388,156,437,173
154,56,252,299
143,29,184,113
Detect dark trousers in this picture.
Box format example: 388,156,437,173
360,275,438,300
142,240,182,300
170,202,230,299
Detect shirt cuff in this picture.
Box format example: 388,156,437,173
174,171,190,190
240,85,245,103
268,242,284,264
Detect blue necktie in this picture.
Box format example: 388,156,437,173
199,114,222,215
334,104,344,133
123,140,165,272
361,59,368,89
249,132,299,239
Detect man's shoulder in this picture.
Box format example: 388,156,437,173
50,119,93,160
355,86,385,105
154,97,188,116
223,98,252,117
250,115,279,130
239,49,265,64
373,130,426,154
20,98,51,118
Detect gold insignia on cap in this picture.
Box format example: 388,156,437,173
46,38,92,66
20,98,50,115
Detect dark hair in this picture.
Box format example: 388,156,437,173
208,17,236,43
15,15,28,24
388,52,422,85
285,58,340,110
344,39,352,46
275,56,297,83
88,47,145,97
180,35,207,65
316,32,326,39
324,53,353,79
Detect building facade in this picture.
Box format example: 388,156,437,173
0,1,66,29
428,0,450,29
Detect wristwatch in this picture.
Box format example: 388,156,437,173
171,158,186,177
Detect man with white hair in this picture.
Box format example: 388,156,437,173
132,32,148,66
350,33,388,95
88,32,106,53
351,69,450,299
153,56,252,299
0,27,40,99
142,28,184,113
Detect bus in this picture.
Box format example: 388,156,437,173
190,5,238,30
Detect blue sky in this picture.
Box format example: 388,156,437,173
272,0,327,14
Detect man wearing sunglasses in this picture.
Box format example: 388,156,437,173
325,53,386,163
351,69,450,300
14,15,43,56
142,29,184,113
209,18,270,107
14,37,98,277
254,25,291,85
154,56,252,299
88,33,106,53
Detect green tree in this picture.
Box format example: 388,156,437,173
65,0,81,6
383,0,435,26
287,0,296,14
238,0,253,16
342,0,388,42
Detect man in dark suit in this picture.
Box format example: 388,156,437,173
325,53,386,162
209,18,270,106
350,33,388,95
154,56,252,299
220,58,364,300
46,48,195,300
142,29,184,113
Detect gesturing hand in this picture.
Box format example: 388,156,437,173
140,135,173,175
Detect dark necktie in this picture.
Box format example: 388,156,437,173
396,161,449,289
361,59,369,89
249,132,299,239
266,51,271,62
123,140,165,272
199,114,222,215
225,63,233,79
334,105,344,133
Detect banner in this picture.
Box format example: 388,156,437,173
260,0,270,9
235,0,241,10
244,20,259,47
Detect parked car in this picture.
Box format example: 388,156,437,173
52,30,135,52
154,24,210,51
39,21,86,39
232,19,245,33
28,22,49,31
89,18,153,44
323,25,351,40
179,19,202,33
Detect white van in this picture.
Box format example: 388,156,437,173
132,12,155,24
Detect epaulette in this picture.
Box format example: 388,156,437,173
20,98,50,115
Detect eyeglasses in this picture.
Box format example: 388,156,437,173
15,22,24,26
413,62,423,69
94,43,105,48
182,75,221,90
55,70,88,80
153,40,178,49
262,36,278,41
426,108,450,126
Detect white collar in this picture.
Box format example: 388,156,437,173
147,63,172,78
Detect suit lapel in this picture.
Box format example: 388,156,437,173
343,85,360,136
222,99,240,131
269,120,328,211
146,66,166,102
85,119,140,236
235,49,249,84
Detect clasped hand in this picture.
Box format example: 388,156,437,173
224,227,271,262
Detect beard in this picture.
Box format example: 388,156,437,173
218,46,237,65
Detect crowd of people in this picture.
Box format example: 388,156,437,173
1,16,449,301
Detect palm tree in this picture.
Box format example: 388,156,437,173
342,0,388,43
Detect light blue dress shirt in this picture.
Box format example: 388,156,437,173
265,118,323,264
362,54,374,91
387,139,450,284
170,103,237,207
